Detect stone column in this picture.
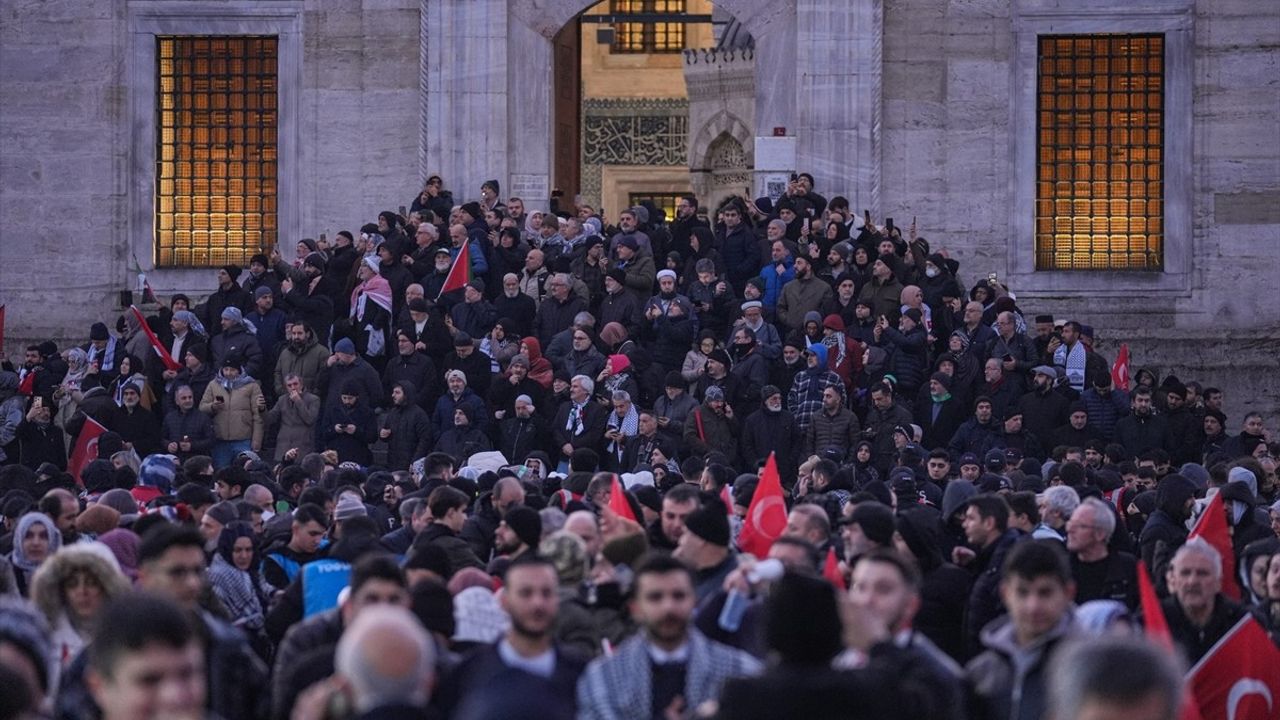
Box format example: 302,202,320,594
793,0,882,215
422,0,509,202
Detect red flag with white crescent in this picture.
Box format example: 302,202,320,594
737,453,787,558
68,416,107,486
607,474,637,523
1111,343,1131,391
1187,615,1280,720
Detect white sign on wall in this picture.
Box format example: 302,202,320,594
753,136,797,172
509,173,550,204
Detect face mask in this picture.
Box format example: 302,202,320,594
925,266,940,278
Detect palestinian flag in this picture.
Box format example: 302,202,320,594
437,243,472,299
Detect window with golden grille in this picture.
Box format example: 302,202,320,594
155,36,278,267
612,0,686,54
1035,34,1164,271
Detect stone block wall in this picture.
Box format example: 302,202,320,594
0,0,421,349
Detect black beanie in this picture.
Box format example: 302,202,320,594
683,504,730,547
765,572,843,665
848,502,896,547
504,506,542,549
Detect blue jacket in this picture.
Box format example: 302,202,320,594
761,254,795,309
302,557,350,618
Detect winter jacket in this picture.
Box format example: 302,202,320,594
948,417,1002,459
805,406,861,460
273,336,331,397
963,528,1026,657
381,395,432,471
431,389,487,436
106,403,164,457
740,405,797,482
263,391,320,460
965,613,1077,720
382,351,438,412
760,255,795,309
318,356,384,410
1114,411,1169,458
865,401,915,472
683,403,739,465
1016,388,1071,443
598,288,644,338
199,379,265,448
18,420,66,471
211,326,264,379
414,522,484,575
915,394,966,451
857,276,904,321
777,276,834,334
160,407,216,461
1139,474,1196,592
883,325,929,398
321,401,377,465
534,294,588,348
460,494,502,563
721,224,760,292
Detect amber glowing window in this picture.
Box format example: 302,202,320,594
612,0,686,54
1035,34,1164,271
156,36,278,267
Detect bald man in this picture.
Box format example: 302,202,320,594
335,604,435,715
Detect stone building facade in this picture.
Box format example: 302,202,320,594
0,0,1277,418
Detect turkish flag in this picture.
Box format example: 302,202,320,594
1111,343,1131,391
1138,560,1174,652
607,474,637,523
68,416,107,486
129,306,180,372
822,547,846,590
1188,616,1280,720
437,243,472,298
737,452,787,558
1188,492,1241,601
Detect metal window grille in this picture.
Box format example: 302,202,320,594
628,193,683,224
612,0,686,54
155,36,278,267
1035,34,1164,271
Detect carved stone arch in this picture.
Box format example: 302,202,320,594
690,110,753,172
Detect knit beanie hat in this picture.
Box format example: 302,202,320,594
848,502,896,546
334,494,368,521
683,504,730,547
503,506,542,549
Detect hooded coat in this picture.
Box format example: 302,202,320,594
380,381,433,470
1138,473,1197,594
30,544,131,675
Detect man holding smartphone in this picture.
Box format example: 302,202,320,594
984,311,1037,395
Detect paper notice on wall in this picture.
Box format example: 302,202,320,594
760,173,792,202
753,136,797,172
509,174,550,204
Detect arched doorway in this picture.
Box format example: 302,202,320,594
419,0,881,218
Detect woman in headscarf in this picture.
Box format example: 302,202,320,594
520,336,554,389
8,512,62,596
30,544,130,678
350,256,394,368
680,227,726,290
105,354,155,410
121,309,153,362
523,209,545,247
208,521,274,659
53,347,92,428
598,354,639,402
97,528,139,584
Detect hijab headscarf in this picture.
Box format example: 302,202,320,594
11,513,62,571
62,348,89,390
521,337,553,389
350,257,394,319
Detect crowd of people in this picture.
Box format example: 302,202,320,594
0,173,1277,719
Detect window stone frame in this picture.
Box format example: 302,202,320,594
1008,0,1193,297
128,1,302,282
